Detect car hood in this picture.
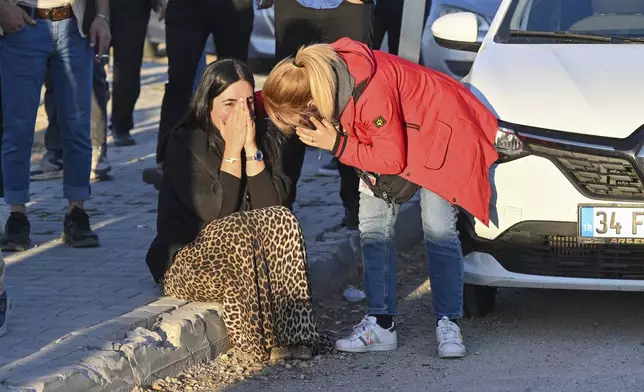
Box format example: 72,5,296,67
466,43,644,138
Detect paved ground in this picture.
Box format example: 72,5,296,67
0,60,357,388
222,244,644,392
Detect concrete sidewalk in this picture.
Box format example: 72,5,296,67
0,61,421,391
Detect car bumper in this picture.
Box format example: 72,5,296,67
465,251,644,291
464,140,644,286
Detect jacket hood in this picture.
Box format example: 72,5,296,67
331,38,377,85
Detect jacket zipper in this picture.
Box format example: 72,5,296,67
404,122,420,130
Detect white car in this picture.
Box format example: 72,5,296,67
421,0,501,79
432,0,644,316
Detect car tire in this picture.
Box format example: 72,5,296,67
463,284,497,317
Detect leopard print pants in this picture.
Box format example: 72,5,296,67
162,206,332,361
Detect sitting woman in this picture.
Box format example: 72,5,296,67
145,59,328,362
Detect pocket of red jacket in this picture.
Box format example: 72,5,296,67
425,118,481,188
424,120,452,170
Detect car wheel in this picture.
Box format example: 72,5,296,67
463,284,496,317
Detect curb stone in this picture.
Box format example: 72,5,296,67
2,201,422,392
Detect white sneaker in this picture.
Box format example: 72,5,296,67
335,316,397,353
436,316,466,358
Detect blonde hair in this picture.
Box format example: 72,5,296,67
263,43,341,135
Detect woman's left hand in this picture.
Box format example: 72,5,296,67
296,117,339,151
243,101,257,150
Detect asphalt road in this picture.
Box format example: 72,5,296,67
225,245,644,392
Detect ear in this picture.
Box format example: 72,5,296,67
306,100,316,108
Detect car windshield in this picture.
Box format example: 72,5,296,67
500,0,644,41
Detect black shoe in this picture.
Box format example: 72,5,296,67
142,166,163,191
342,209,359,230
62,207,100,248
0,212,31,252
113,131,136,147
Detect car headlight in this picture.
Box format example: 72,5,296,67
495,126,530,163
436,5,491,33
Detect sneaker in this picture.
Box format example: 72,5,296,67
112,130,136,147
61,207,100,248
0,292,10,337
317,159,340,177
91,152,112,181
30,151,63,181
335,316,397,353
142,164,163,191
436,316,466,358
0,212,31,252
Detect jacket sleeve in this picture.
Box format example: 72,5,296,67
331,91,406,175
164,134,224,223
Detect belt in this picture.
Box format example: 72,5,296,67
18,3,73,21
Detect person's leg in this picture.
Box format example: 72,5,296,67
337,160,360,229
91,55,112,180
419,187,466,358
31,71,65,181
208,0,254,62
274,0,321,60
273,0,321,206
109,0,152,146
282,136,307,210
192,44,207,95
385,0,404,55
336,192,399,352
321,1,374,226
371,0,389,51
156,0,210,165
0,252,8,336
0,18,52,251
49,16,100,248
0,78,7,336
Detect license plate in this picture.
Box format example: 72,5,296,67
579,205,644,243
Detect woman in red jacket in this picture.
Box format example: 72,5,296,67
262,38,498,359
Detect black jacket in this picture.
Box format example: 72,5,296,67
145,123,291,284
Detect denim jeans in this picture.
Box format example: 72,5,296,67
43,56,109,159
0,16,93,204
359,188,464,319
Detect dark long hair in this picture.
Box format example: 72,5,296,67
179,58,284,160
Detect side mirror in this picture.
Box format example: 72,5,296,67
431,12,481,53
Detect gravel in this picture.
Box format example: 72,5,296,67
134,243,644,392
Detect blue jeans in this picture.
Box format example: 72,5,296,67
0,16,93,204
359,188,464,319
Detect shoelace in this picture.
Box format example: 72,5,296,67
349,317,374,340
438,320,461,343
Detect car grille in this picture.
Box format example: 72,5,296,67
529,144,644,200
486,222,644,280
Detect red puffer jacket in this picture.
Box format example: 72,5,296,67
329,38,498,226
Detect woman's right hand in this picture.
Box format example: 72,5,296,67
214,99,248,155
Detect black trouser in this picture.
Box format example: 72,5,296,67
372,0,432,55
43,57,110,158
109,0,153,134
157,0,254,164
275,0,374,213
